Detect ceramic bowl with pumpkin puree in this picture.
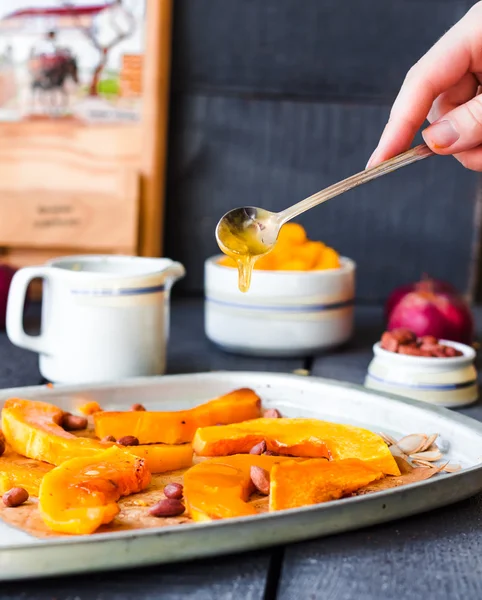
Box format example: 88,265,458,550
204,224,356,357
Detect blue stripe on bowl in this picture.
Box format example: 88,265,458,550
366,372,477,391
205,297,354,312
71,284,165,297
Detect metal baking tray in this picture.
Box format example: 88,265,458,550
1,371,482,581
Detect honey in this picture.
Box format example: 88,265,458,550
216,213,273,293
216,217,340,292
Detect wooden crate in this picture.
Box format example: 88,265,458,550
0,125,140,252
0,0,172,290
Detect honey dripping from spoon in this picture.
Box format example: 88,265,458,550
215,145,435,292
215,207,279,292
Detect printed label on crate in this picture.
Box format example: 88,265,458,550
0,1,146,123
0,186,139,251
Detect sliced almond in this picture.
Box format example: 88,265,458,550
442,463,462,473
419,434,439,453
410,450,443,462
397,433,427,455
393,455,413,474
379,432,398,447
358,462,445,494
411,458,436,469
389,444,409,460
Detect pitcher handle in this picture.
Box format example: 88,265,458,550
6,266,51,354
162,261,185,288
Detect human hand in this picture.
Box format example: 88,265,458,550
366,2,482,171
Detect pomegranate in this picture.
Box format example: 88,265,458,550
385,283,416,320
385,276,457,320
0,264,16,330
387,289,474,345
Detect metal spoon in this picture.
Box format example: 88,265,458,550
216,144,434,260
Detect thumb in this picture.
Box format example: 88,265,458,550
422,93,482,154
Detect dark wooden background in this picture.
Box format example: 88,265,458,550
164,0,482,303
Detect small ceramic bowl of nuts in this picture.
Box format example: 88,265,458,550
364,328,478,408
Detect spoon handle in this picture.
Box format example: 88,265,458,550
279,144,434,223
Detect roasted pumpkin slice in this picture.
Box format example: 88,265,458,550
39,446,151,535
93,388,262,444
1,398,192,473
127,443,193,472
0,447,53,496
183,454,296,522
78,401,102,415
192,418,400,476
2,398,107,465
269,458,384,511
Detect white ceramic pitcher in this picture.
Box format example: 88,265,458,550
6,255,185,384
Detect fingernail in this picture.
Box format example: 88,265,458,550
366,148,379,170
423,120,459,149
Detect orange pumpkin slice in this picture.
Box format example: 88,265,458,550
78,401,103,415
128,443,193,473
0,446,53,496
269,458,384,511
1,398,192,473
2,398,107,465
192,418,400,476
93,388,262,444
39,446,151,535
184,454,296,522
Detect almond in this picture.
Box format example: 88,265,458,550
380,332,399,353
3,487,29,507
149,499,185,517
61,413,88,431
117,435,139,446
390,328,417,344
250,465,270,495
164,483,183,500
249,440,267,455
263,408,282,419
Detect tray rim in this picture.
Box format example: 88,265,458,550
2,370,482,435
1,371,482,581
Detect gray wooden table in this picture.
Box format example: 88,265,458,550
2,298,482,599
